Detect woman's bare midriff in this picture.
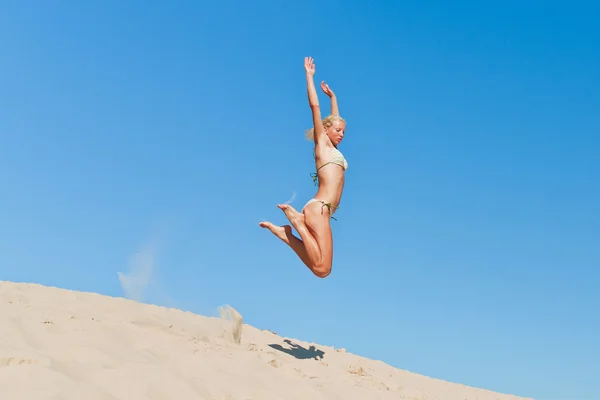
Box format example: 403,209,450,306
313,148,346,208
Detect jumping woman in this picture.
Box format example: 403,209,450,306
259,56,348,278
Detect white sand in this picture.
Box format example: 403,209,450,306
0,281,532,400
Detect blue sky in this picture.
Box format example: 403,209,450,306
1,1,598,399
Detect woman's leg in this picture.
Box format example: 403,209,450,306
258,222,312,267
277,203,333,278
259,203,334,278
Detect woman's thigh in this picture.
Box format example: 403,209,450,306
303,201,334,258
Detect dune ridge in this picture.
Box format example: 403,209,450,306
0,281,532,400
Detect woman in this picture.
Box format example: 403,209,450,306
259,56,348,278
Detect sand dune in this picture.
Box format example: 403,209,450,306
0,281,532,400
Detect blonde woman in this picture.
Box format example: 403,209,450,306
259,57,348,278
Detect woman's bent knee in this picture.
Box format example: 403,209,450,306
312,262,332,278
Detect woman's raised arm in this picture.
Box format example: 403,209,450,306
305,57,325,143
320,81,339,117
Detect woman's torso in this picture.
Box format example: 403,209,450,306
313,141,348,206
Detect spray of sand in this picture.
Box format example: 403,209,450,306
118,230,242,345
117,235,175,308
118,248,154,303
283,191,297,205
218,305,243,345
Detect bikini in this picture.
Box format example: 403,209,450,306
304,147,349,219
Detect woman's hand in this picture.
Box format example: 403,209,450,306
320,81,335,98
304,56,316,76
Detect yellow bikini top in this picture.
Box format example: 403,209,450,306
329,147,348,170
311,147,348,186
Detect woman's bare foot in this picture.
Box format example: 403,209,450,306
259,221,293,243
259,220,312,267
277,204,305,229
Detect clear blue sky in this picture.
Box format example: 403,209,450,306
1,1,598,399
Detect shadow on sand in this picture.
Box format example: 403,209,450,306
268,339,325,360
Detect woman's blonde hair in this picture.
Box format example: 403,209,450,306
305,114,346,141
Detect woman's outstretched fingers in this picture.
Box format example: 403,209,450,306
304,56,315,74
320,80,331,95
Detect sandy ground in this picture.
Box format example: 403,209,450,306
0,281,532,400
